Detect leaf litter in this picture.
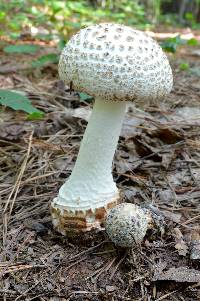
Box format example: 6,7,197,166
0,31,200,301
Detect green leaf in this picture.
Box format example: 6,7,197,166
78,92,93,102
161,41,177,53
3,44,40,54
32,53,59,68
185,12,195,22
187,38,199,46
51,1,66,12
161,35,185,53
0,90,43,114
27,111,44,120
0,11,6,21
179,62,190,71
9,33,21,40
58,38,67,50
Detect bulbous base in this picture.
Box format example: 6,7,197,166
51,192,121,235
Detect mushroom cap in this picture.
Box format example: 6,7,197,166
105,203,149,248
59,23,173,104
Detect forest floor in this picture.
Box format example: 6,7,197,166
0,27,200,301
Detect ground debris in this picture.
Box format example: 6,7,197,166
0,122,30,141
153,266,200,282
190,231,200,260
173,227,188,256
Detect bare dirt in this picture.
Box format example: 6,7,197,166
0,29,200,300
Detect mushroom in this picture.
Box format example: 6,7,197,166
105,203,166,248
51,23,173,235
105,203,150,248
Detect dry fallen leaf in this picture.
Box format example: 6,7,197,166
190,231,200,260
161,209,182,224
153,266,200,282
172,107,200,124
0,75,14,89
0,122,29,141
173,227,188,257
72,107,91,121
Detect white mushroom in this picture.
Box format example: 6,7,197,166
105,203,150,248
51,23,173,234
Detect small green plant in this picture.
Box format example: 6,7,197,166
32,53,59,68
185,12,196,27
179,62,190,71
187,38,199,46
160,35,185,53
0,90,44,118
0,0,148,40
27,111,45,120
78,92,94,102
3,44,40,54
161,36,199,54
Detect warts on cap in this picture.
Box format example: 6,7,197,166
105,203,150,248
59,23,173,103
51,23,173,235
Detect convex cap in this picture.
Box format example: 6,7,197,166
105,203,149,248
59,23,173,103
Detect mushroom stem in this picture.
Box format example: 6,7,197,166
55,97,126,211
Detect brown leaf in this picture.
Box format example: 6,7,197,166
173,228,188,256
114,149,139,174
161,150,175,169
190,231,200,260
0,75,14,89
121,105,151,138
0,122,28,141
153,266,200,282
72,107,91,121
121,113,142,138
161,210,182,224
32,138,68,153
173,107,200,125
150,127,182,144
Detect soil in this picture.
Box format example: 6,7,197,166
0,28,200,301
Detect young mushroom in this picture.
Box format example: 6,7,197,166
51,23,173,235
105,203,166,248
105,203,150,248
